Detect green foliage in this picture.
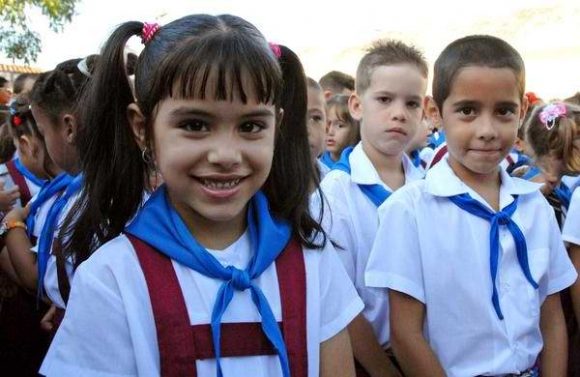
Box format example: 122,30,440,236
0,0,78,64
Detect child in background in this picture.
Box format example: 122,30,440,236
405,118,432,175
320,94,360,170
367,35,576,376
319,70,355,100
526,101,580,376
41,15,362,377
321,39,427,377
307,78,330,180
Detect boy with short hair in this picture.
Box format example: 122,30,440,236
321,39,428,376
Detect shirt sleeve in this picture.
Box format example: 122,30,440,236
562,189,580,246
320,173,358,282
366,193,426,303
545,207,578,296
317,242,364,342
40,260,140,377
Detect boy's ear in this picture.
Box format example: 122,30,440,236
424,96,442,130
127,103,147,150
348,93,363,121
519,94,529,121
323,90,333,101
62,113,78,144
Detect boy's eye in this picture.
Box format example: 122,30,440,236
407,101,420,109
377,96,391,104
458,107,476,116
497,107,516,117
180,119,208,132
239,121,264,133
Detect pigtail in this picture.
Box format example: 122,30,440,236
560,106,580,174
264,45,326,249
61,21,145,268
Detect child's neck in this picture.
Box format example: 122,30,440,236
171,197,247,251
448,158,502,211
362,142,405,191
330,151,341,162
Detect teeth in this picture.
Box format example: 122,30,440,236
201,178,241,190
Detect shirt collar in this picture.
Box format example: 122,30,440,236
425,156,542,199
349,142,424,189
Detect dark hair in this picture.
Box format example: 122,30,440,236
29,56,98,124
0,76,8,88
433,35,525,110
327,94,360,145
526,102,580,174
319,71,354,94
12,73,38,95
62,15,324,270
565,92,580,106
356,39,428,94
6,94,55,175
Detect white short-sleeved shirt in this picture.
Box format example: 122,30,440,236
366,158,578,377
40,231,363,377
320,142,423,346
0,162,43,210
317,159,331,181
563,188,580,246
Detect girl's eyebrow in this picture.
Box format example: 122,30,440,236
168,107,275,118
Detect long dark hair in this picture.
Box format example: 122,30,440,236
62,14,325,268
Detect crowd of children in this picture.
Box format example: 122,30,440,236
0,12,579,377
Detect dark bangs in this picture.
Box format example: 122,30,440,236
138,32,282,115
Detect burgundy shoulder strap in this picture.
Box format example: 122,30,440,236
53,237,71,305
128,234,308,377
276,238,308,377
127,234,197,377
6,160,32,206
428,144,448,169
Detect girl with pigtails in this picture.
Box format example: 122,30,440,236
41,15,362,377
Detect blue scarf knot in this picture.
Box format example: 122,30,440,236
26,173,74,237
126,186,293,377
334,146,392,207
229,267,251,290
449,193,538,320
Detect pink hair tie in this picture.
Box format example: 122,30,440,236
269,42,282,59
141,22,161,44
539,102,567,130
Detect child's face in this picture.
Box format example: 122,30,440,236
351,64,426,159
150,94,277,232
306,87,326,160
325,106,356,158
406,119,431,153
440,67,526,182
30,105,78,174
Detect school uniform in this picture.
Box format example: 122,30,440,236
317,159,331,181
365,157,577,377
40,188,363,377
320,142,423,347
0,158,45,209
563,188,580,246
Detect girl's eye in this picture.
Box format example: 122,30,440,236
309,115,323,124
239,121,264,133
180,119,208,132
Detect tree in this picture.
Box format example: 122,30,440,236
0,0,79,64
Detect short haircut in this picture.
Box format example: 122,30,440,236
355,39,428,94
319,71,354,93
433,35,525,110
307,77,322,91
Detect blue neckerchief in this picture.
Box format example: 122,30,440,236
26,173,74,238
522,165,541,181
126,186,292,377
319,151,336,170
448,194,538,320
13,158,47,187
427,130,446,149
506,151,531,175
409,150,422,168
554,182,572,210
36,174,83,300
334,146,391,207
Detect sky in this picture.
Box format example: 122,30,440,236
11,0,580,100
